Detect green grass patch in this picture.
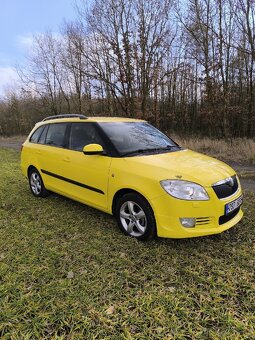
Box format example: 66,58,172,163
0,148,254,339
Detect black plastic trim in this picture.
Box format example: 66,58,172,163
41,169,104,194
219,207,240,225
83,150,103,155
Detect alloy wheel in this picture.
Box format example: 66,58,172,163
119,200,147,237
30,172,42,196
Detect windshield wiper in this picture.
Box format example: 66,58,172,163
121,145,178,157
121,149,150,156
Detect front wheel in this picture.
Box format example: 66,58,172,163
116,193,156,241
28,168,49,198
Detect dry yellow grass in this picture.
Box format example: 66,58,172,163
172,135,255,165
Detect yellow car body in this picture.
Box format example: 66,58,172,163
21,115,243,239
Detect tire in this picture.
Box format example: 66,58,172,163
115,193,156,241
28,168,49,198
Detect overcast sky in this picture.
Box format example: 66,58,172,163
0,0,77,97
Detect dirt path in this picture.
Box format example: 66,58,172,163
0,137,254,193
0,137,26,151
0,140,24,150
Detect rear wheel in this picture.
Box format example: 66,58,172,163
28,168,49,198
116,193,156,240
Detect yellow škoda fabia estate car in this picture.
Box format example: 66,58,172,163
21,114,243,240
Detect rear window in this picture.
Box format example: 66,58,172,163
45,123,68,148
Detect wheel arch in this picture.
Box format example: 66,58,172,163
27,165,37,177
112,188,153,216
112,188,157,240
27,165,49,197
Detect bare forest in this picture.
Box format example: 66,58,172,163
1,0,255,138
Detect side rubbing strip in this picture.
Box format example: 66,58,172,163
41,169,104,195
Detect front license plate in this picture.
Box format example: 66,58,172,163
225,195,243,215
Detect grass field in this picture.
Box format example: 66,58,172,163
0,148,254,339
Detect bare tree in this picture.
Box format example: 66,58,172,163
6,0,254,138
77,0,175,120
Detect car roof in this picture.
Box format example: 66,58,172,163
36,116,145,126
33,116,146,130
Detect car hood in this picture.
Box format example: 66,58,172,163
124,149,236,187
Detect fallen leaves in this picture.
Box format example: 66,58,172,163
105,306,115,315
67,271,74,279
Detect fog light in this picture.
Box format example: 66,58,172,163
180,218,196,228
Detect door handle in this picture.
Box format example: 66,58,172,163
63,157,70,163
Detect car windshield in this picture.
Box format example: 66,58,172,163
99,122,181,156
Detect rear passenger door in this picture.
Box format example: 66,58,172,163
38,123,70,192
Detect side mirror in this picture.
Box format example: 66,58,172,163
83,144,104,155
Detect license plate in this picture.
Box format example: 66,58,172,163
225,195,243,215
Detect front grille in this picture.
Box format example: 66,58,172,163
212,175,238,199
219,208,240,225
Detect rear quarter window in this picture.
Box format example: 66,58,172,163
38,125,48,144
29,126,45,143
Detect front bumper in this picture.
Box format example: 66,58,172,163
150,187,243,238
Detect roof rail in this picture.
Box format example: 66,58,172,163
42,114,88,122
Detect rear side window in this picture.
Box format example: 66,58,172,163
69,123,105,151
45,123,68,148
30,126,45,143
38,125,48,144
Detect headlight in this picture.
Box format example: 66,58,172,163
160,180,209,200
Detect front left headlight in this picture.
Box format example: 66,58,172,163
160,180,209,201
